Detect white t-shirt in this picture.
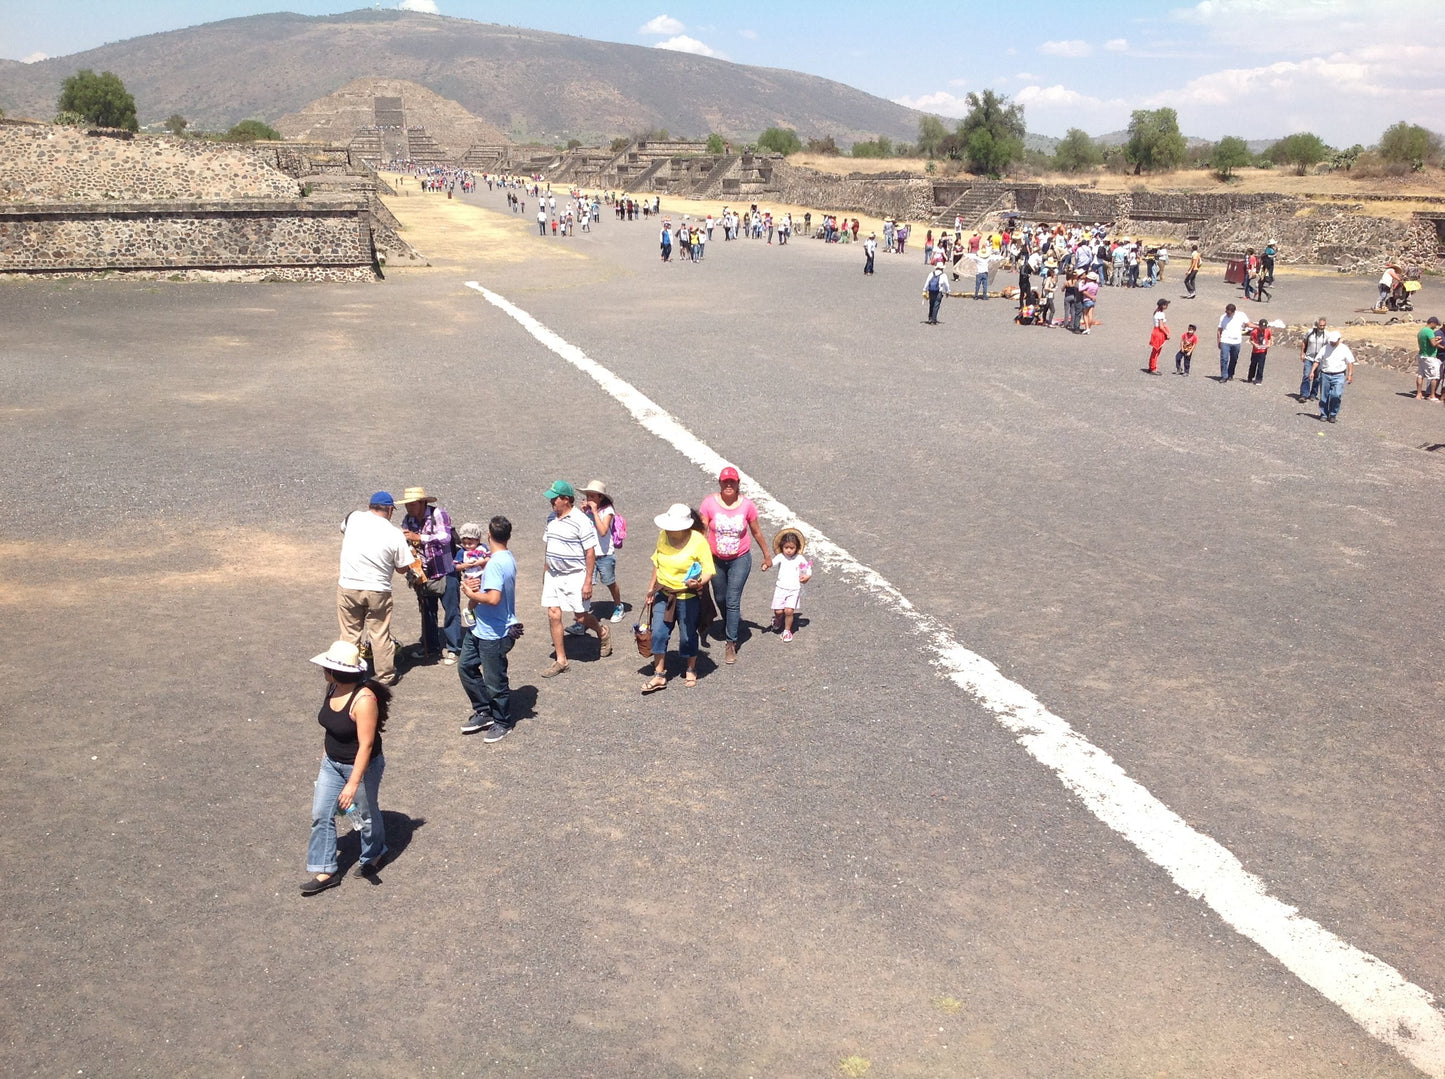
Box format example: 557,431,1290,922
338,510,413,592
1218,310,1250,345
774,552,810,590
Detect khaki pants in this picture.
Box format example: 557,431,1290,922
337,587,395,681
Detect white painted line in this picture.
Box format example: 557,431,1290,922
466,280,1445,1076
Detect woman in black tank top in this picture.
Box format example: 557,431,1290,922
303,641,392,896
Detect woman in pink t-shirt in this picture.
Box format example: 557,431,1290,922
698,466,772,665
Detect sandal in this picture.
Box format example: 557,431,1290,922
684,671,697,688
642,676,667,694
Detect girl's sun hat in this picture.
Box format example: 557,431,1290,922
772,527,807,554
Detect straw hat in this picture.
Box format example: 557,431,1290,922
401,486,436,504
311,640,367,674
654,503,695,531
580,479,609,497
772,527,807,554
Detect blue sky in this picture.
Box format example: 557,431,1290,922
2,0,1442,145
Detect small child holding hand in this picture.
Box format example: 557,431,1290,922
769,527,812,642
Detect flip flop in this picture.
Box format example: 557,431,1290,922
641,676,667,694
684,671,697,688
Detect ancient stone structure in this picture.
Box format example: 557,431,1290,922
0,125,384,280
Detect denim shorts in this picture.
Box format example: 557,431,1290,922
593,554,616,586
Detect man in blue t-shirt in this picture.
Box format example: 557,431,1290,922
460,516,519,742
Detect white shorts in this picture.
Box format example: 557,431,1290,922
1419,353,1440,380
771,585,803,611
541,570,586,612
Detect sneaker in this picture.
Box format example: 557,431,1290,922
442,652,457,666
781,630,794,643
541,660,568,678
461,714,494,734
610,604,625,623
483,723,512,743
724,641,737,665
565,622,587,636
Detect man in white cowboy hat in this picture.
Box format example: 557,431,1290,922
541,480,610,677
337,491,423,687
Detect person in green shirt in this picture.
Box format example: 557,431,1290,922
1416,316,1442,400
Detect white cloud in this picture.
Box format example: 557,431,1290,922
640,15,686,36
1104,38,1129,52
397,0,439,12
655,35,721,58
1039,39,1092,58
738,28,758,40
21,51,48,63
891,91,971,118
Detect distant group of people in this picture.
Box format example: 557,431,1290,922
301,471,814,897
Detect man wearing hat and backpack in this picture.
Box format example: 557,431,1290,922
337,491,424,687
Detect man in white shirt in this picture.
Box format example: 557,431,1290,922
337,491,423,686
863,232,877,275
541,480,609,677
1311,330,1356,423
1217,302,1251,382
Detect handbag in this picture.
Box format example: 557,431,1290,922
634,602,654,657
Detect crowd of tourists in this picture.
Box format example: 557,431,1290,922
302,473,813,896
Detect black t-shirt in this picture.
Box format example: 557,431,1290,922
318,683,380,764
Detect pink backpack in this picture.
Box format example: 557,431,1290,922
610,511,626,550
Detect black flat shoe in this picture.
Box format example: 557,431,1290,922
300,872,342,896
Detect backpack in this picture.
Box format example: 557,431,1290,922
610,512,627,550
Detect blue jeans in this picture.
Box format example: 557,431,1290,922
651,595,700,657
1300,360,1320,399
974,271,989,299
927,290,944,322
1220,342,1241,380
710,550,752,644
308,754,385,873
459,631,514,727
1319,371,1346,419
417,572,462,655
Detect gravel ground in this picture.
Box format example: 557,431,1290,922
0,187,1439,1078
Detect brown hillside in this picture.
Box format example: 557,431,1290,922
274,78,508,158
0,10,924,145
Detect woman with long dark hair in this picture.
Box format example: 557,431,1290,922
302,641,391,895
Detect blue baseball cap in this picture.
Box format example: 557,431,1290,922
369,491,395,508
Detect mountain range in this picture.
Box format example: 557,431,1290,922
0,8,925,146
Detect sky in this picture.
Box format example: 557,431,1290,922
2,0,1442,146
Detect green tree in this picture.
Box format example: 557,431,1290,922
917,114,949,159
850,135,893,159
1124,107,1186,174
56,69,138,131
224,119,281,142
164,113,188,137
1378,121,1442,171
756,126,802,155
610,136,631,153
1211,136,1252,179
1052,127,1103,172
1268,131,1328,175
956,90,1025,177
705,132,725,154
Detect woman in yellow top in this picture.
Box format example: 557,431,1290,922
641,503,716,692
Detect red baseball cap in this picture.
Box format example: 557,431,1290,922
719,466,740,483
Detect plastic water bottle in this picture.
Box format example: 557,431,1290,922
337,799,360,833
683,560,702,585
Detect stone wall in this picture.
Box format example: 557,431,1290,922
0,126,302,202
766,162,934,220
0,200,377,281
